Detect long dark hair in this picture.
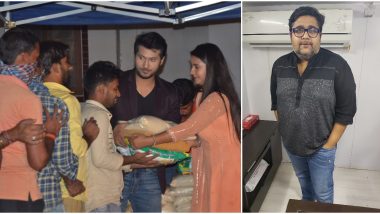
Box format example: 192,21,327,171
191,43,241,139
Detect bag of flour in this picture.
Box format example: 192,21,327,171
116,116,194,164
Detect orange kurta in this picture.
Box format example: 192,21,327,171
168,92,241,212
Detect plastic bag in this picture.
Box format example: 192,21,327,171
177,158,192,175
117,116,193,165
122,115,171,136
117,144,190,165
122,115,196,152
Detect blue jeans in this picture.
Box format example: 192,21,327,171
286,147,336,203
121,168,162,212
90,203,120,212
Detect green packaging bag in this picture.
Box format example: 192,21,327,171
177,158,192,174
117,139,190,165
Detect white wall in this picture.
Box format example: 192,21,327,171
243,2,380,171
88,22,241,98
88,30,118,65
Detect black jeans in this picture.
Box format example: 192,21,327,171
0,194,44,212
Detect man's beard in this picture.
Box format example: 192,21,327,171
136,69,155,79
136,71,154,79
105,97,118,108
294,51,315,61
294,42,317,61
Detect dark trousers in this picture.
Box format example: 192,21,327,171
0,195,44,212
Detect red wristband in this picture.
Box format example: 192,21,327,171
45,133,56,141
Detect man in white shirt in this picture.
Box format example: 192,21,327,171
81,61,156,212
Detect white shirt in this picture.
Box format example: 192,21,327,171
81,100,130,212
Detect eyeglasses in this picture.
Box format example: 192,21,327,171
291,27,320,38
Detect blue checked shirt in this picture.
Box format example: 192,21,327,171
29,79,78,211
1,61,78,210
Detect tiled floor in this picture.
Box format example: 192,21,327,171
259,162,380,212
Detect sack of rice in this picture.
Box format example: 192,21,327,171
121,115,196,152
176,202,192,212
162,200,176,213
167,186,193,197
124,115,172,133
162,189,175,203
162,188,176,212
116,116,194,164
173,196,192,208
170,174,193,188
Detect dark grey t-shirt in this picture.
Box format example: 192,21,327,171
270,48,356,156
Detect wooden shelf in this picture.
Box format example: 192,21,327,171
243,120,282,212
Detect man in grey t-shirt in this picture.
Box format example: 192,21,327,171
270,6,356,203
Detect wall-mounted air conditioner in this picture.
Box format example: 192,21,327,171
243,9,353,48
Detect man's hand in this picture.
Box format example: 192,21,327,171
128,135,153,149
113,123,127,147
130,152,161,168
82,117,99,147
131,161,162,169
64,178,85,197
322,123,347,149
44,105,64,136
8,119,45,145
132,152,157,164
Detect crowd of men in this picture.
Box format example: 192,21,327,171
0,28,194,212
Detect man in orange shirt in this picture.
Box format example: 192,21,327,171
0,27,62,212
0,119,45,167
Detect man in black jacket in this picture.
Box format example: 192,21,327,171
111,32,180,212
270,6,356,204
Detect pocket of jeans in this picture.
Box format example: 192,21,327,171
318,146,337,159
314,147,336,166
321,145,337,151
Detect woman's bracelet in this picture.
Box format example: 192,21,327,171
197,137,202,146
167,130,176,143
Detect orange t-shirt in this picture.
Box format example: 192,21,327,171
0,75,43,201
